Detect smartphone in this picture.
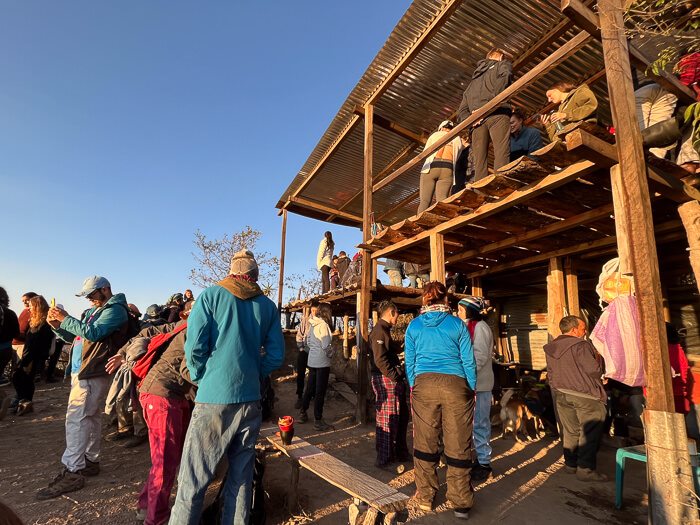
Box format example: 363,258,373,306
51,298,56,308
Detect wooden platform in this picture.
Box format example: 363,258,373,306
266,433,409,515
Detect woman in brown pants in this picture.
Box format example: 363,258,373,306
404,282,477,519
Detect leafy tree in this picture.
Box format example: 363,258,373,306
284,268,322,302
190,226,279,296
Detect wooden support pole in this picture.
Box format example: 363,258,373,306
429,233,445,283
343,315,350,360
679,201,700,295
277,209,288,315
563,257,580,316
287,459,300,512
471,278,483,296
597,1,695,521
357,104,374,424
547,257,566,341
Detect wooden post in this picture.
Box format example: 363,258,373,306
597,0,696,521
429,233,445,283
546,257,566,340
277,209,288,315
679,201,700,295
372,259,378,284
357,103,374,424
471,277,483,296
287,459,300,512
563,257,580,316
343,315,351,359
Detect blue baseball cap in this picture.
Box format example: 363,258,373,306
76,276,111,297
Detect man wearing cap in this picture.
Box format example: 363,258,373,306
418,120,464,213
37,276,130,500
169,249,285,524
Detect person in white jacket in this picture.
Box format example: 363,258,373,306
316,232,335,293
417,120,463,214
299,303,334,430
457,296,494,483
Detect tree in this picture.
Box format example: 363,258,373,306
284,268,322,302
190,226,279,296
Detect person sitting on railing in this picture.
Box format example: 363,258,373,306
540,81,598,141
418,120,463,213
509,108,543,161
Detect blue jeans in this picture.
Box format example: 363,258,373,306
473,391,492,466
168,401,262,525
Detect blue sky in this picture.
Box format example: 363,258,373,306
0,1,410,316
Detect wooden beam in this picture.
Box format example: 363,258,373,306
678,201,700,295
366,0,465,106
372,31,592,193
289,116,362,201
288,196,362,223
471,277,483,296
466,220,681,278
447,203,614,264
371,159,598,259
429,233,445,283
277,209,288,313
564,257,580,316
353,106,426,144
547,257,566,340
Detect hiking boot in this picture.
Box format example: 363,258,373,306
576,467,608,482
470,464,492,483
16,400,33,416
294,397,303,410
81,457,100,477
0,396,11,421
413,494,433,512
298,410,308,424
9,398,19,410
454,508,471,520
36,469,85,500
313,419,332,431
564,465,577,474
104,430,132,442
123,434,149,448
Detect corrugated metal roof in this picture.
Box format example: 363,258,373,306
277,0,611,226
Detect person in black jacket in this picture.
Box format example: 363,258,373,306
12,295,53,414
0,286,20,387
369,300,409,468
457,48,513,182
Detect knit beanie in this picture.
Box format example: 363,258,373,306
229,249,259,281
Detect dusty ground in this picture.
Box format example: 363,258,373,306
0,377,648,524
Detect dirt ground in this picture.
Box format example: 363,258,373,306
0,377,649,524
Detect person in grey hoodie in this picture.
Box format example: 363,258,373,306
544,315,607,482
299,303,334,431
457,48,513,182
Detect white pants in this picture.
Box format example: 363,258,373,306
62,374,111,472
635,83,678,158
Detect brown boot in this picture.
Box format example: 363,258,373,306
576,467,608,482
36,469,85,500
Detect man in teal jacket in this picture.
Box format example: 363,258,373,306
37,276,130,500
170,249,285,525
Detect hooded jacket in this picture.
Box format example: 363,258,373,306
184,276,285,404
457,58,513,122
545,84,598,140
306,316,333,368
404,311,476,389
54,293,129,380
544,334,606,402
317,239,334,270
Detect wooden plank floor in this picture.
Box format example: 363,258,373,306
266,434,409,513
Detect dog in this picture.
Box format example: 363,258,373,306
498,388,544,443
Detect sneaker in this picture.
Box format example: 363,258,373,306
135,508,147,521
470,464,492,483
123,434,149,448
454,508,470,520
294,398,302,410
9,398,19,410
36,469,85,500
413,495,433,512
564,465,577,474
104,430,132,442
80,457,100,477
16,400,33,416
313,419,332,431
0,396,11,421
298,410,308,424
576,467,608,482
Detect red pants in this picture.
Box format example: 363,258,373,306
137,392,191,525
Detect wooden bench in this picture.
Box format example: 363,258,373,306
265,432,409,524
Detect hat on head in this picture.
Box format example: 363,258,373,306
145,304,161,319
76,276,111,297
439,120,454,130
458,296,490,315
229,249,259,281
